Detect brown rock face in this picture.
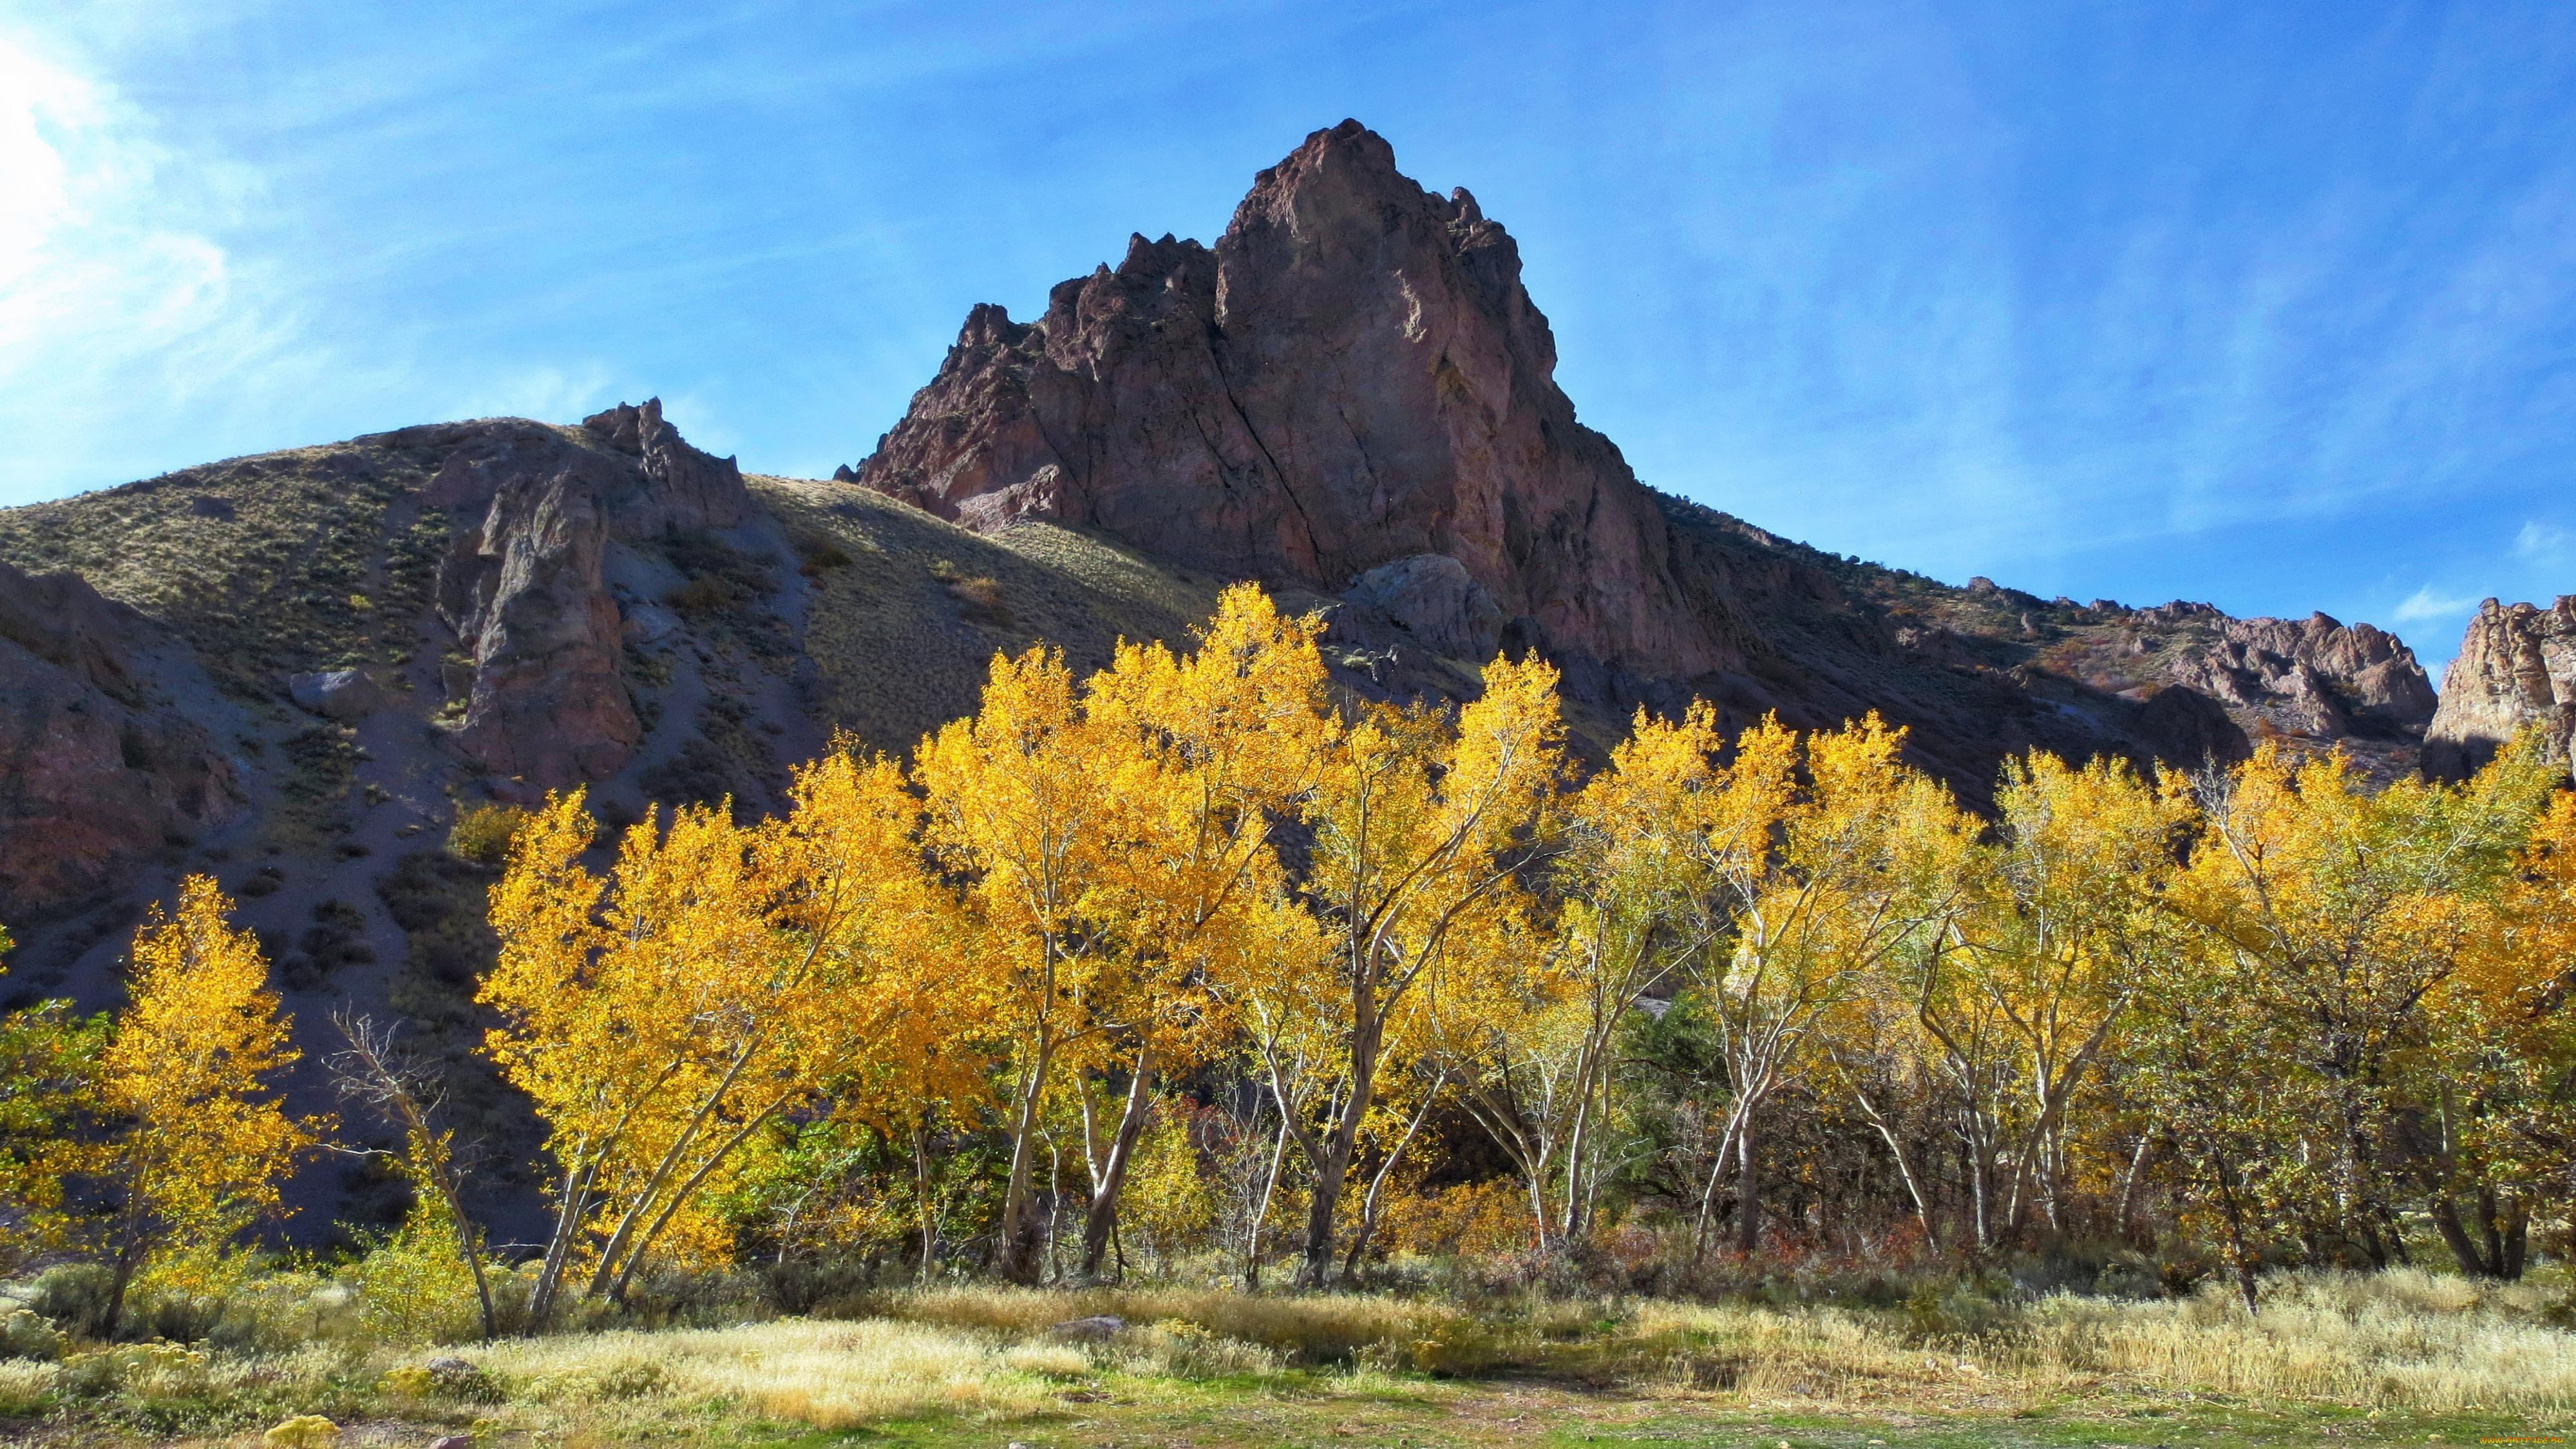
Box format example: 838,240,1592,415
2423,597,2576,779
2126,605,2437,739
0,560,235,916
429,401,750,788
855,119,1726,679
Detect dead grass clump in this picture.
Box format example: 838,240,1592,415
475,1319,1061,1430
1617,1269,2576,1416
949,574,1012,626
2012,1269,2576,1412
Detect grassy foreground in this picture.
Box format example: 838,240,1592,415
5,1272,2576,1446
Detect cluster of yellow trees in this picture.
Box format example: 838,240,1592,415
5,583,2572,1322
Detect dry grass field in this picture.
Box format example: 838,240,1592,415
6,1271,2574,1448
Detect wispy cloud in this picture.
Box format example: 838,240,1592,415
2517,519,2571,561
436,363,616,431
2391,585,2478,625
0,29,345,493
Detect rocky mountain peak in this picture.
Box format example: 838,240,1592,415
843,119,2470,799
853,120,1727,679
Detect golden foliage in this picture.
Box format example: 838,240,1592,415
96,876,321,1323
0,927,108,1273
484,744,961,1317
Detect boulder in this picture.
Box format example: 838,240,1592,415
1342,554,1504,659
287,668,384,721
1046,1315,1126,1340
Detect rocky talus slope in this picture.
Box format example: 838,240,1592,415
2423,597,2576,779
0,118,2477,1236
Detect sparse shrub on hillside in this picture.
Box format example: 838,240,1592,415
793,533,853,574
278,729,359,805
927,557,1013,627
372,851,509,1134
664,574,734,616
445,804,530,866
660,531,772,616
283,898,375,990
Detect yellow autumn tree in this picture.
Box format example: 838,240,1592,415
2423,771,2576,1278
1489,701,1743,1248
97,875,321,1336
1930,751,2185,1242
918,644,1114,1283
2156,737,2559,1274
1070,583,1333,1278
1430,893,1578,1248
486,745,950,1321
1249,653,1566,1287
1678,714,1947,1256
1824,740,1985,1254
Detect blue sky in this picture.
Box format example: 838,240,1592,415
3,2,2570,676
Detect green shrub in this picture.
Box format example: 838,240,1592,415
352,1193,481,1347
26,1263,116,1340
0,1309,62,1362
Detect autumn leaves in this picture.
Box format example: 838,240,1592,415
5,581,2572,1318
0,884,322,1338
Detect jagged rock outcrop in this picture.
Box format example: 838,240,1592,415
427,401,750,788
578,399,756,538
2423,597,2576,779
0,560,234,916
2123,604,2437,740
845,120,2454,798
854,118,1727,679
